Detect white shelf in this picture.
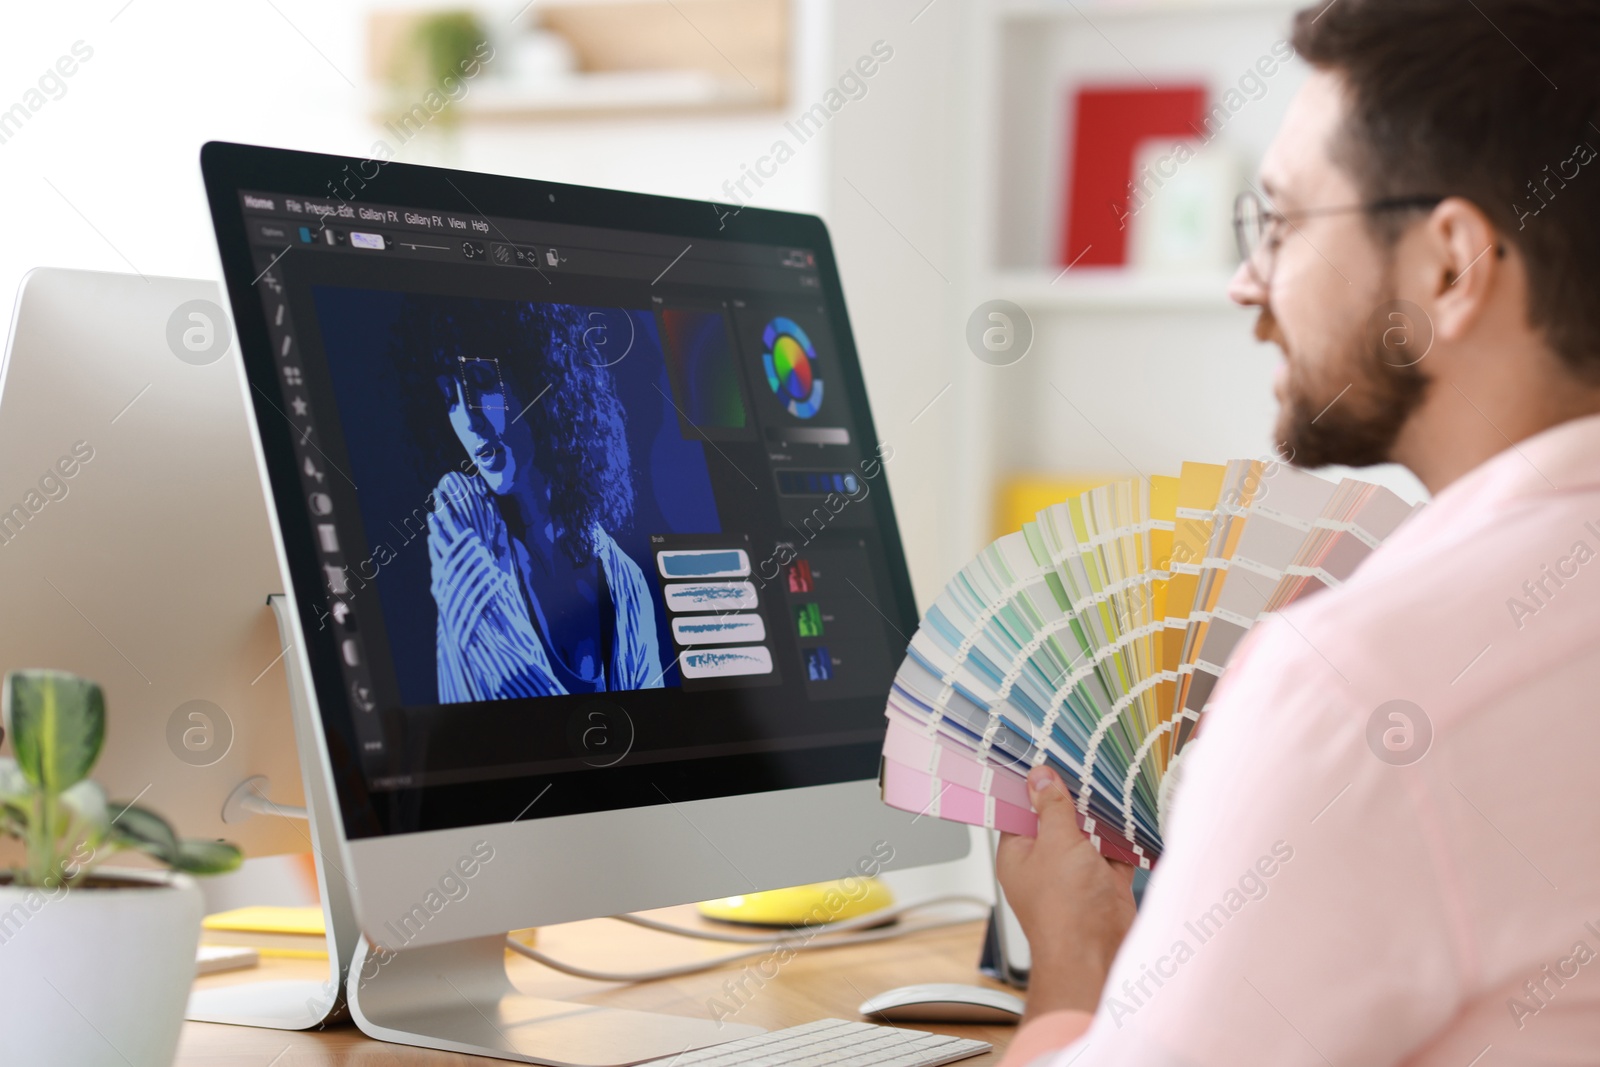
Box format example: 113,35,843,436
449,71,768,121
990,269,1239,312
998,0,1301,20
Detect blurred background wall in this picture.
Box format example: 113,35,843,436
0,0,1422,905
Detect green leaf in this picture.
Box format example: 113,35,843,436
0,757,27,802
60,779,110,842
0,759,30,842
107,803,179,865
171,839,243,876
3,671,105,796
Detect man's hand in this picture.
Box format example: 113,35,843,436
996,767,1139,1021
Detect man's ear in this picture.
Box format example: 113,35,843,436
1423,197,1505,343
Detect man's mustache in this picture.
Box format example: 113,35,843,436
1255,304,1280,346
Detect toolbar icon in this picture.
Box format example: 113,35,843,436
324,564,349,596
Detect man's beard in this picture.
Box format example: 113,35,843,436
1268,289,1431,470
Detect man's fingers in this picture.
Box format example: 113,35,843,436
1027,766,1087,845
1026,766,1072,805
1106,858,1139,890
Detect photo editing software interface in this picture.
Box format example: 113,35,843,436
239,191,903,794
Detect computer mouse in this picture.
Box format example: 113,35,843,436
857,983,1025,1025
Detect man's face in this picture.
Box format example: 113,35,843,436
1229,70,1429,468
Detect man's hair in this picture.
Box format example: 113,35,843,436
1293,0,1600,380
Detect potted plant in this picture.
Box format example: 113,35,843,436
0,670,241,1067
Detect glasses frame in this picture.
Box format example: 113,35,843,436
1233,191,1445,285
454,354,509,414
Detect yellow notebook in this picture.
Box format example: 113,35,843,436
204,905,325,936
201,905,539,957
202,905,327,959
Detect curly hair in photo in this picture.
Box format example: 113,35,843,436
393,296,635,566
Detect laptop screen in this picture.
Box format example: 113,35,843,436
203,144,915,837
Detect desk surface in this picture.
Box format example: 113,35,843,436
179,906,1015,1065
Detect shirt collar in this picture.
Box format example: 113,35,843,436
1381,412,1600,552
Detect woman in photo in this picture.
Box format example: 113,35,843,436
396,298,663,702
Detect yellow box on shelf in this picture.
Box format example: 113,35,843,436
995,473,1124,539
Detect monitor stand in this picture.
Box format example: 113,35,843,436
346,934,761,1066
185,595,361,1030
196,595,764,1064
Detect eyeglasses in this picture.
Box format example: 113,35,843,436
1232,190,1445,285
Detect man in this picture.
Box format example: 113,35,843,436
996,2,1600,1063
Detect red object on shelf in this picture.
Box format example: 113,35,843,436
1060,84,1209,268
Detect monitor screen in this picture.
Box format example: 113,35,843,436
202,144,916,839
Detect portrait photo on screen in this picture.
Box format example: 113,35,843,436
308,288,724,707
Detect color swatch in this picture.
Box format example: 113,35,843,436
787,560,814,594
804,647,834,681
878,460,1417,868
795,602,823,637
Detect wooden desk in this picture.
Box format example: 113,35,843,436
179,906,1015,1065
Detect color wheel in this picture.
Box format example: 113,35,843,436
761,317,824,419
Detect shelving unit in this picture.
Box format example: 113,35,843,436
945,0,1305,562
455,72,769,122
992,269,1239,312
997,0,1301,18
369,0,788,122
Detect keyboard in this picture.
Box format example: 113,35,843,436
640,1018,991,1066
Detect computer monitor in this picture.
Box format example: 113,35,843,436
200,141,968,1064
0,267,359,1030
0,268,308,858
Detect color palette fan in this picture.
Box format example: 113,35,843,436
879,459,1418,869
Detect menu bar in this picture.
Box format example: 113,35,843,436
238,190,821,293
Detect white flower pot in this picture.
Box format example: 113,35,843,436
0,868,203,1067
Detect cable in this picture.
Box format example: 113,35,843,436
504,896,993,984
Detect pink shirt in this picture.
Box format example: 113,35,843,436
1005,415,1600,1066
